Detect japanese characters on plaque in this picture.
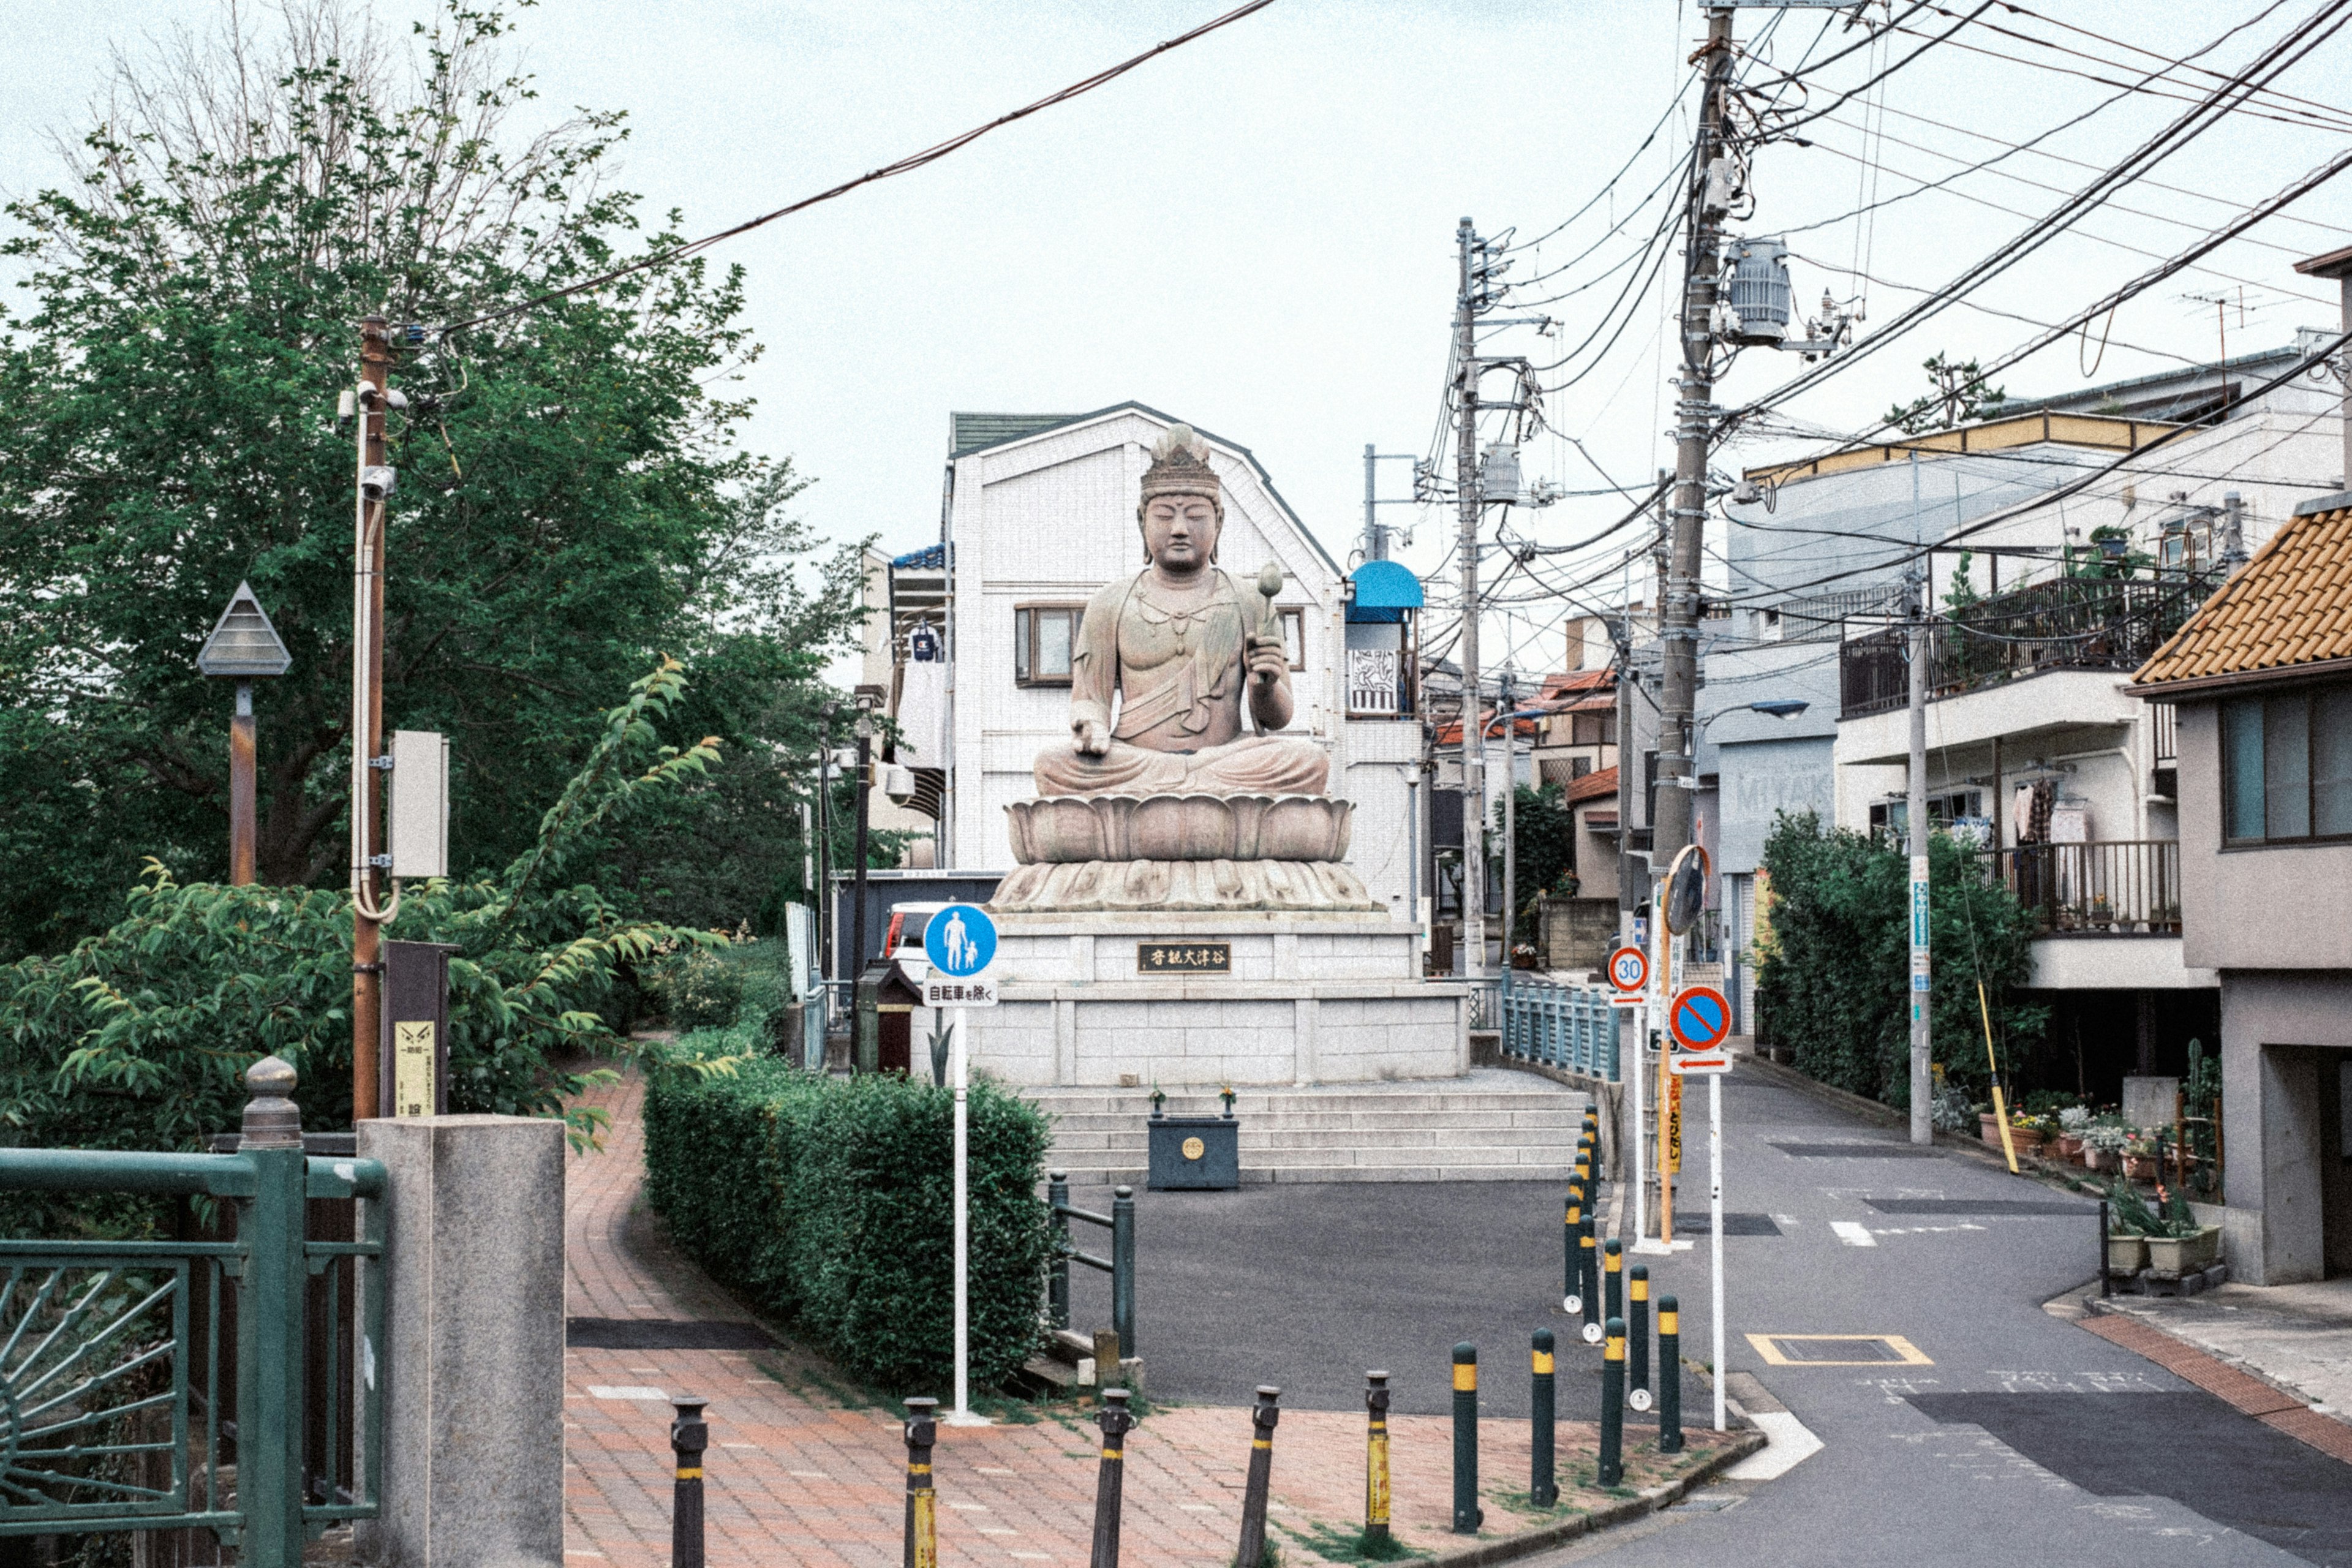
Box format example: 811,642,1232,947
1137,941,1232,974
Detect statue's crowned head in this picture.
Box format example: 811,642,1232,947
1137,423,1223,567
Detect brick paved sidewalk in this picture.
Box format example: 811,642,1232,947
562,1071,1743,1566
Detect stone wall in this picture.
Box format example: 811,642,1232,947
1540,897,1619,971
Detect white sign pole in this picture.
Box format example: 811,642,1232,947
1709,1070,1725,1433
949,1006,980,1425
1630,997,1647,1243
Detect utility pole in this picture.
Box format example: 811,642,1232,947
1906,553,1932,1145
1653,6,1736,874
352,315,394,1128
1501,667,1517,978
1365,444,1383,562
1456,217,1486,981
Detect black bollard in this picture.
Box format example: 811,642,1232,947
1235,1385,1281,1568
1603,1237,1623,1338
1090,1389,1134,1568
1627,1264,1652,1412
1451,1342,1482,1534
1563,1188,1585,1313
1657,1295,1684,1454
1579,1218,1602,1344
902,1397,938,1568
670,1396,709,1568
1049,1170,1072,1329
1364,1371,1393,1549
1530,1329,1558,1507
1112,1186,1137,1357
1597,1318,1626,1487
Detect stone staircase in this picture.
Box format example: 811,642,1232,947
1023,1071,1590,1185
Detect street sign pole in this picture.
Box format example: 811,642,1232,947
923,903,1000,1429
951,1004,973,1425
1710,1069,1725,1433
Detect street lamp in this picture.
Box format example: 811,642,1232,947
850,684,888,994
195,581,292,884
1676,699,1809,789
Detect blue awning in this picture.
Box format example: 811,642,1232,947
1348,560,1423,623
893,544,947,570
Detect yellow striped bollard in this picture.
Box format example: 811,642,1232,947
1090,1388,1134,1568
1364,1371,1393,1549
670,1396,707,1568
1235,1385,1281,1568
902,1396,938,1568
1597,1318,1626,1487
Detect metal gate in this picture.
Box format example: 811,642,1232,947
0,1057,383,1566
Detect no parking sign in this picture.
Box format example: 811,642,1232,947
1667,985,1733,1075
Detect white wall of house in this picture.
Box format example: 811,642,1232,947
940,405,1417,918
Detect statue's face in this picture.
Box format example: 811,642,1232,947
1141,492,1220,571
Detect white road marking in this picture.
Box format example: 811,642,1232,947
1830,1221,1878,1248
584,1385,666,1401
1725,1411,1825,1479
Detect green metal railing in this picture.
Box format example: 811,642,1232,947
0,1057,383,1566
1499,981,1620,1079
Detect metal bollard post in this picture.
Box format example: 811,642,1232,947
671,1396,709,1568
1597,1319,1625,1487
1364,1371,1393,1548
1626,1264,1652,1412
1235,1385,1281,1568
1530,1329,1558,1507
1112,1185,1137,1358
1049,1170,1071,1329
903,1397,938,1568
1579,1218,1602,1343
1090,1388,1134,1568
1451,1342,1482,1534
1602,1237,1623,1338
1656,1295,1683,1454
1562,1188,1585,1314
2099,1199,2111,1301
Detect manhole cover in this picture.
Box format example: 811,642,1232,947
1749,1333,1932,1366
1670,1212,1782,1236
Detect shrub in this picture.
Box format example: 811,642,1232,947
644,1059,1053,1393
1754,810,2045,1109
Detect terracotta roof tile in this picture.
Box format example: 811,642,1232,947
1566,765,1620,805
2135,505,2352,688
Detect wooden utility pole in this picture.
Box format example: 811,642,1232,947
1455,217,1485,981
352,315,394,1126
230,684,257,884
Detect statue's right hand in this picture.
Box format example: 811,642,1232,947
1074,717,1111,756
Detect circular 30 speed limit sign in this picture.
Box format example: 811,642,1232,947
1606,946,1648,995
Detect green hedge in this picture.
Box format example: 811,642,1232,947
644,1060,1053,1392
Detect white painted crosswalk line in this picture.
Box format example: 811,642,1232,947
1831,1220,1879,1247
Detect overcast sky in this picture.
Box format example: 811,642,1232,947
9,1,2350,677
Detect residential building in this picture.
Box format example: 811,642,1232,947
2134,494,2352,1284
1719,336,2341,1066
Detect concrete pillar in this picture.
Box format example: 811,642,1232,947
358,1115,567,1567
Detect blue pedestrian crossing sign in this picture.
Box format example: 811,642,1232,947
924,903,997,979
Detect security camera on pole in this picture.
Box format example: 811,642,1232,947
921,903,1000,1426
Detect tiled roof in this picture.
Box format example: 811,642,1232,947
1566,765,1619,805
2134,503,2352,689
949,413,1082,456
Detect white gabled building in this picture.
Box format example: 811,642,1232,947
902,404,1424,919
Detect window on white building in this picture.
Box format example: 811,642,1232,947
1014,605,1085,687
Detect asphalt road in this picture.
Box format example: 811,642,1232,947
1063,1068,2352,1566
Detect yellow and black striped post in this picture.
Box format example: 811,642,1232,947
1597,1319,1626,1487
1626,1264,1652,1412
1364,1370,1393,1548
1090,1388,1134,1568
1657,1295,1683,1454
1562,1188,1585,1313
1450,1343,1482,1534
1578,1217,1602,1344
1529,1329,1557,1506
669,1396,709,1568
1602,1237,1623,1336
902,1396,938,1568
1235,1385,1281,1568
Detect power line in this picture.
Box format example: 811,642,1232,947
432,0,1278,336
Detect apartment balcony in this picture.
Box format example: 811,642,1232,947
1978,840,2180,937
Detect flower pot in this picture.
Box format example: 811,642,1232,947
2146,1226,2220,1276
2054,1134,2086,1163
2084,1147,2117,1173
1979,1113,2005,1150
2010,1128,2048,1157
2106,1234,2149,1275
2124,1155,2158,1181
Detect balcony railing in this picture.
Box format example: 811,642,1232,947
1840,572,2220,719
1977,840,2181,936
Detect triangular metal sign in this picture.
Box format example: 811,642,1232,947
196,580,293,677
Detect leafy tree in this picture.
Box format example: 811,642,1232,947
0,662,726,1235
1753,810,2045,1107
1498,783,1577,949
1886,352,2008,434
0,2,863,961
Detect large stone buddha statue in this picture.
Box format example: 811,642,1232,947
998,425,1375,913
1033,425,1329,799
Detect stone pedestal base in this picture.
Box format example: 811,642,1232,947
955,914,1466,1085
991,859,1377,913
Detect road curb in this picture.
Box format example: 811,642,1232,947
1410,1428,1770,1568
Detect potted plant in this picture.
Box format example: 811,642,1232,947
1978,1107,2006,1150
2122,1131,2160,1182
2007,1112,2049,1157
2054,1104,2090,1164
2082,1117,2128,1173
2089,892,2114,930
2105,1180,2155,1276
2144,1185,2223,1275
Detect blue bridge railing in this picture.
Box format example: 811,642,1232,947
1499,980,1620,1080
